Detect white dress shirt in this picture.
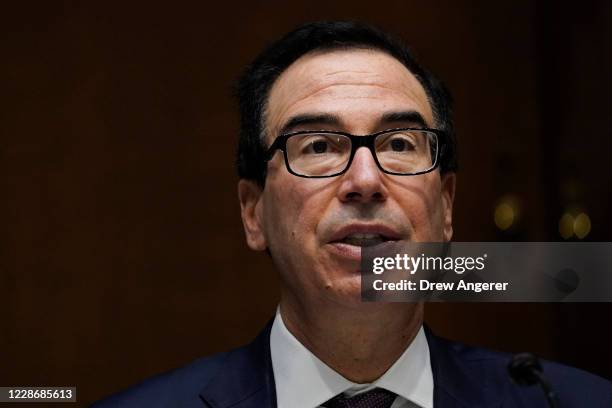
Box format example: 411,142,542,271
270,309,433,408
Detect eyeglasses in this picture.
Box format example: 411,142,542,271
264,128,445,178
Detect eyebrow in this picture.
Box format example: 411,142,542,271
277,110,429,135
278,113,342,135
380,110,428,129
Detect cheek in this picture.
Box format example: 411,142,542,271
263,188,295,244
263,177,314,244
398,176,444,239
263,174,338,251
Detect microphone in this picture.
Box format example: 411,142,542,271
507,353,559,408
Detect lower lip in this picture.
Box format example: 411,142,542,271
326,240,400,261
326,242,362,261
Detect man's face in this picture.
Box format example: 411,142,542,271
239,48,455,306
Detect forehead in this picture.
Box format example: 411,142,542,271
265,48,434,140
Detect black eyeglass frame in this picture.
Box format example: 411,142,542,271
264,127,447,178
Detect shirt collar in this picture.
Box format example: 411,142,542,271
270,308,433,408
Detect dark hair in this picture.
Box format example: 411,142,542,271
236,20,457,185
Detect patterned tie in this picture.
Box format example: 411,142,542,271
324,388,396,408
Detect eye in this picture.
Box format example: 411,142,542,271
291,134,348,157
311,140,328,154
384,134,416,152
390,138,408,152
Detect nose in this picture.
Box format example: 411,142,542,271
337,147,388,203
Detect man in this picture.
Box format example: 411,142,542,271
93,21,611,407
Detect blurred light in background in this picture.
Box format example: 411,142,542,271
574,213,591,239
494,195,521,231
559,213,575,239
559,210,591,240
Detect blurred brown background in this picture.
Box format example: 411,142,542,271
2,1,611,406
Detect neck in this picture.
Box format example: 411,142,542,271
279,295,424,383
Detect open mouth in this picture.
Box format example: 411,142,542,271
335,233,397,248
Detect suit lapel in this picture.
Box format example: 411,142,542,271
425,326,503,408
199,320,277,408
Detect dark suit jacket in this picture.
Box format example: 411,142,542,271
92,322,611,407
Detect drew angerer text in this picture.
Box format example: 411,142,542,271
372,279,509,293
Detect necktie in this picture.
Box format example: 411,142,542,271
324,388,396,408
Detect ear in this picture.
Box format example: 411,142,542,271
238,179,267,251
440,172,456,241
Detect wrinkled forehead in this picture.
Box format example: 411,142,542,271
264,48,434,142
